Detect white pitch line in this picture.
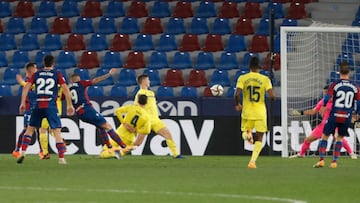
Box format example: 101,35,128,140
0,186,307,203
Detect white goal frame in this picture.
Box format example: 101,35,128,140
280,26,360,157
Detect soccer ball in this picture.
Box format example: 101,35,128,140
210,84,224,96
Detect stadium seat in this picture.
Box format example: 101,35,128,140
171,52,192,69
119,17,140,34
36,0,57,17
202,34,224,52
1,68,20,85
6,17,26,34
127,1,148,18
142,17,163,35
59,0,79,17
233,18,254,35
248,35,269,53
263,2,284,19
110,85,128,97
73,68,90,80
263,53,281,71
156,34,177,52
35,50,50,67
217,52,239,70
336,53,355,70
73,17,94,34
162,69,184,87
157,86,174,97
101,51,122,69
143,69,161,86
180,86,198,97
0,84,12,96
28,17,48,34
64,34,85,51
150,1,170,18
82,0,102,18
78,51,100,69
194,52,215,70
281,19,298,27
211,18,231,35
0,51,8,67
9,51,29,69
97,17,117,34
273,34,280,53
87,86,105,97
173,1,193,18
225,34,246,53
329,71,340,83
56,51,76,69
202,86,213,97
256,18,278,36
147,51,168,70
219,2,239,18
42,34,62,51
0,33,16,51
210,70,231,86
94,69,114,86
226,87,236,98
242,2,262,19
116,68,137,86
57,69,68,82
240,52,259,70
186,69,208,87
14,1,34,18
87,34,108,51
189,17,209,35
342,34,360,53
195,1,216,18
286,2,307,19
104,1,125,18
18,33,39,51
123,51,145,69
179,34,201,52
232,70,249,87
50,17,71,34
133,34,154,52
109,34,131,51
0,1,11,18
165,17,185,35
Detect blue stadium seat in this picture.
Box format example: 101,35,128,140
194,52,215,70
156,34,178,52
171,52,192,69
157,86,174,97
56,51,76,69
336,53,355,70
165,17,185,35
41,34,62,51
281,19,298,27
110,85,128,97
150,1,171,17
195,1,216,18
73,17,94,34
342,33,360,53
211,18,231,35
104,1,125,18
0,33,16,51
210,70,231,86
0,84,12,96
143,69,161,86
273,34,280,53
6,17,26,34
87,34,108,51
131,86,140,98
240,52,259,70
36,0,57,17
35,50,51,68
94,69,114,86
9,51,29,69
225,34,246,52
0,1,11,18
59,0,79,17
133,34,154,52
217,52,239,70
180,86,198,97
0,51,8,67
329,71,340,83
226,87,236,98
57,69,68,82
19,33,40,51
1,68,20,85
189,17,209,34
147,51,168,70
256,18,273,36
232,70,249,87
73,68,90,80
97,17,117,34
87,86,105,97
263,2,284,19
119,17,139,34
117,69,137,86
28,17,48,34
101,51,122,69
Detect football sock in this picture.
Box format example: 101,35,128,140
99,128,112,148
107,129,126,148
333,141,343,162
342,139,352,154
39,132,49,155
250,141,262,163
299,140,311,156
21,135,32,152
56,142,66,158
166,139,179,157
318,139,327,161
15,130,26,151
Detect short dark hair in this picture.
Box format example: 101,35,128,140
339,61,350,75
25,62,36,70
249,57,260,70
43,55,55,67
323,85,329,90
137,94,148,105
137,74,149,84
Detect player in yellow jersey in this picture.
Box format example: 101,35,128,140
234,57,275,169
134,74,184,159
99,94,151,159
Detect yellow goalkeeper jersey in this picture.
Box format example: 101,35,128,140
134,88,159,120
115,104,151,135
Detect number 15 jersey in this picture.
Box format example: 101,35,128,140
236,72,273,120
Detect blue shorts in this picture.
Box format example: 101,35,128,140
323,116,350,137
29,108,61,129
77,106,106,128
23,110,32,128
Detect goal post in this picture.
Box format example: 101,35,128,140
280,26,360,158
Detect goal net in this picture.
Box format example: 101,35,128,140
280,24,360,157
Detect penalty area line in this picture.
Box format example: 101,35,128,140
0,186,307,203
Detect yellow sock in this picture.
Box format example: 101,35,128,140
39,132,49,155
250,141,262,163
166,139,179,157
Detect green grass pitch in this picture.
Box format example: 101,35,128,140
0,155,358,203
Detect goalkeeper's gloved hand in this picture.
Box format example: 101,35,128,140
289,109,302,116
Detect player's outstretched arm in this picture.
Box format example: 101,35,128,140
61,83,75,116
92,68,117,85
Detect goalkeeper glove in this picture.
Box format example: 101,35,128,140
289,109,303,116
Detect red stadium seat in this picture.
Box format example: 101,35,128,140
127,1,148,18
179,34,200,52
287,2,308,19
248,35,269,53
219,2,239,18
142,17,163,35
242,2,262,19
0,20,3,33
82,0,102,18
263,53,281,71
14,1,34,18
162,69,184,87
64,34,85,51
50,17,71,34
123,51,145,69
202,34,224,52
186,69,208,87
173,1,193,18
78,51,100,69
109,34,131,51
234,18,254,35
202,86,213,97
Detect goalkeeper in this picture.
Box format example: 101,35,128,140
289,85,357,159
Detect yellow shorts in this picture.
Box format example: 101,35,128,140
151,119,166,133
241,118,267,133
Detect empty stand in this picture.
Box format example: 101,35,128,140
165,17,185,35
233,18,254,35
133,34,154,52
36,0,57,18
73,17,94,34
109,34,132,51
240,52,260,70
9,51,29,69
82,0,102,18
156,34,177,52
194,52,215,70
42,34,62,51
210,70,231,86
225,34,247,52
0,51,8,67
59,0,79,17
0,84,12,96
0,33,16,51
202,86,213,97
110,85,128,97
142,17,163,35
162,69,184,87
263,2,284,19
150,1,170,18
147,51,168,70
127,1,148,18
219,2,239,18
101,51,122,69
64,34,86,51
50,17,71,34
73,68,90,80
87,34,108,51
157,86,174,97
28,17,48,34
143,69,161,86
78,51,100,69
6,17,26,34
263,53,281,71
1,68,19,85
180,86,198,97
189,17,209,35
171,52,192,69
104,1,125,18
97,17,117,34
123,51,145,69
95,69,114,86
202,34,224,52
217,52,239,70
173,1,193,18
195,1,216,18
211,18,231,35
248,35,269,52
242,2,262,19
179,34,201,52
19,33,39,51
14,1,34,18
87,86,104,97
56,51,76,69
117,68,137,86
286,2,308,19
0,1,11,18
35,50,50,67
186,69,208,87
119,17,139,34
